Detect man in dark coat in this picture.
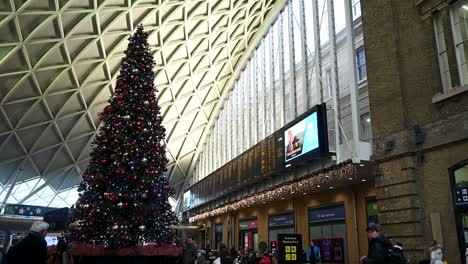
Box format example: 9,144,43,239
7,221,49,264
182,237,198,264
361,225,392,264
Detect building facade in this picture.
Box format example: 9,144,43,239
362,0,468,263
184,1,379,263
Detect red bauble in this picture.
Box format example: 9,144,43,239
101,160,107,165
111,116,117,120
102,139,108,144
151,159,156,164
89,160,95,164
124,105,129,109
133,176,137,180
115,169,122,175
136,107,142,112
137,126,142,131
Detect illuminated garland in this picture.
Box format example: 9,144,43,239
189,161,359,223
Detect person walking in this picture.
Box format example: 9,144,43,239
360,225,392,264
6,221,49,264
306,241,320,264
183,237,198,264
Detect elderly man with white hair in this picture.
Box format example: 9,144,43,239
6,221,49,264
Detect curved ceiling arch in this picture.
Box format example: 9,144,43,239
0,0,286,207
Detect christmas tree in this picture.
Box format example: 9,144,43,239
67,25,178,248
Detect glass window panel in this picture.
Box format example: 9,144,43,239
333,0,346,34
250,56,257,146
319,0,329,45
283,11,291,74
304,0,315,57
356,48,367,81
244,69,250,150
360,113,372,142
352,0,361,20
452,1,468,85
293,0,306,115
48,196,69,208
434,12,453,90
273,20,282,129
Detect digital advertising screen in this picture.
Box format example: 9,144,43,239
183,190,191,210
284,112,319,163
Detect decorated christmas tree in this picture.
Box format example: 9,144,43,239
67,25,178,248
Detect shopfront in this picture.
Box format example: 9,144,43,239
309,204,347,264
239,218,258,251
451,160,468,261
268,212,295,244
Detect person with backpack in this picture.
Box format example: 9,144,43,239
361,225,402,264
392,242,406,264
306,241,320,264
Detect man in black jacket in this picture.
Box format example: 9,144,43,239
361,225,392,264
7,221,49,264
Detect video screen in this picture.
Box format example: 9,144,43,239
183,190,191,210
284,112,319,163
45,236,58,246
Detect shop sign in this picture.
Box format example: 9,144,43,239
278,234,302,263
239,219,258,230
455,187,468,205
3,204,60,217
269,213,294,227
308,205,345,223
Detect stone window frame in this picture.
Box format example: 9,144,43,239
431,0,468,103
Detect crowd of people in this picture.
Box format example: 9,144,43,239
180,226,450,264
0,221,455,264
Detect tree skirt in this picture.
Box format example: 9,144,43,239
69,243,182,256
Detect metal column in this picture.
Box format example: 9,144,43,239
278,13,286,127
299,0,310,109
327,0,342,163
344,0,361,162
312,0,323,103
287,0,298,118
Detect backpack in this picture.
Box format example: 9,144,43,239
386,247,405,264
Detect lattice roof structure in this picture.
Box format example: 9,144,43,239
0,0,285,209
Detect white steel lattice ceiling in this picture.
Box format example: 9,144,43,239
0,0,283,208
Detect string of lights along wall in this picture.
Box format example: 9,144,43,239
184,104,329,211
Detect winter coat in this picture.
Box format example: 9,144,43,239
365,236,392,264
195,255,208,264
6,232,48,264
183,243,198,264
306,246,320,263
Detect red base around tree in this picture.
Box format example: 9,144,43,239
69,243,182,256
